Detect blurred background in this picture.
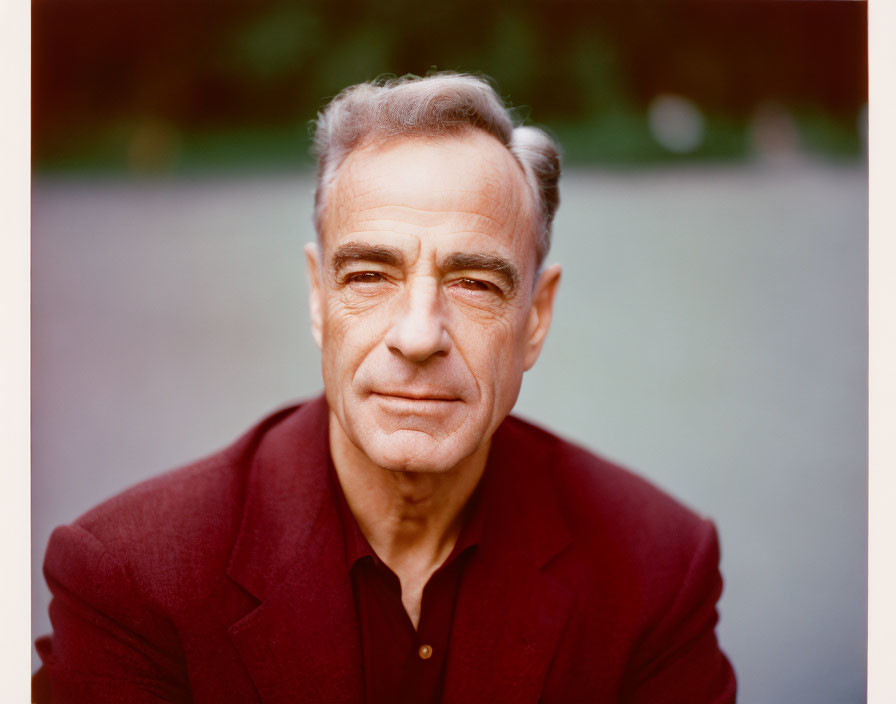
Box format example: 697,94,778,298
32,0,868,701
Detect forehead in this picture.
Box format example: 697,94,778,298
323,131,537,261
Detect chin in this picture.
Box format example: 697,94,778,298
362,431,476,474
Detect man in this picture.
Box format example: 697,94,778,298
36,73,736,703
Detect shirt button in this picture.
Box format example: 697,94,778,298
418,644,433,660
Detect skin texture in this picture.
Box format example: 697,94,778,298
305,129,561,626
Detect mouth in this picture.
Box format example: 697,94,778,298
370,391,460,403
369,387,465,411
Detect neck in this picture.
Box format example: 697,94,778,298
328,411,489,576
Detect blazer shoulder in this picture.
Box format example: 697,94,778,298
46,402,303,603
503,414,714,566
500,414,729,678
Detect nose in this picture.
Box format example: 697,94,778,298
384,278,452,362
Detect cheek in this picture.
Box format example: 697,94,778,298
323,288,372,336
455,312,525,390
320,301,390,375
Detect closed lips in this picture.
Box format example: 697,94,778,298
371,392,459,401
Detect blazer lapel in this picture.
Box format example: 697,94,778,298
225,397,363,704
443,549,573,704
443,418,575,704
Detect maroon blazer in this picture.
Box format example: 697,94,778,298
36,396,736,703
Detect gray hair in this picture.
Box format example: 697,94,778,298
311,72,561,266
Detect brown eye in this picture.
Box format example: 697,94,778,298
347,272,384,285
455,278,497,293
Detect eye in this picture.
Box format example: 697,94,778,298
453,278,498,293
346,272,385,285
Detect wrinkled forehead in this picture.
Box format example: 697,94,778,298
322,131,539,259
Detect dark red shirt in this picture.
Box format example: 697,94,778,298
330,465,485,704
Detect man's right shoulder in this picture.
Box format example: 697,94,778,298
43,400,311,606
77,402,301,539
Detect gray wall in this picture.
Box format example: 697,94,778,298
32,162,867,702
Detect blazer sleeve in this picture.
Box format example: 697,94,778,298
622,520,737,704
36,524,192,704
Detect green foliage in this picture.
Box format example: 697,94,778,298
33,1,865,172
315,25,395,101
232,5,323,80
795,110,865,159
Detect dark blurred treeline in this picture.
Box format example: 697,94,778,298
33,0,867,172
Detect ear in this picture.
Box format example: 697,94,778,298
523,264,562,371
304,242,324,349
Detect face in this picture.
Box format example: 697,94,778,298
306,130,561,474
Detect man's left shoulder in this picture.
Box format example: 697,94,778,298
500,413,716,566
497,415,736,700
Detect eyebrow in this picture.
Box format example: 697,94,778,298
442,252,519,292
330,243,405,274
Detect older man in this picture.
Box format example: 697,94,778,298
36,73,736,703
